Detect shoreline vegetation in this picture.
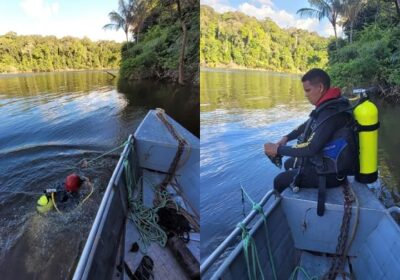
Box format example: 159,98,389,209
106,0,199,85
0,0,200,85
200,5,330,75
0,32,121,73
201,1,400,100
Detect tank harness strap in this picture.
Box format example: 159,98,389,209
317,175,326,216
357,122,380,132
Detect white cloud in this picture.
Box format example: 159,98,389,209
20,0,59,19
201,0,236,13
203,0,338,38
238,2,321,32
321,21,343,38
254,0,274,6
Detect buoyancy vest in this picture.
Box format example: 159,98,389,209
298,96,357,177
298,97,358,216
310,98,358,177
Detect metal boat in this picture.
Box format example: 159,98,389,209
73,109,200,280
201,180,400,279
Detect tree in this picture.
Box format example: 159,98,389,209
297,0,343,49
341,0,367,43
130,0,155,43
176,0,187,85
103,0,134,42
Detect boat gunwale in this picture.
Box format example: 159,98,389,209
210,197,283,280
73,135,134,280
200,189,280,275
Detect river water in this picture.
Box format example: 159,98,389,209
200,68,400,266
0,71,199,279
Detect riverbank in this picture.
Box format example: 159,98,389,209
0,68,119,76
0,33,121,73
120,4,199,85
200,65,303,76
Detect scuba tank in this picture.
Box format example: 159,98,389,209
353,88,379,184
36,193,54,214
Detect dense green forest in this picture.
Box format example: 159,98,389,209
200,5,330,73
326,0,400,96
201,0,400,96
0,32,121,73
107,0,199,84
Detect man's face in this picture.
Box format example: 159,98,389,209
302,80,325,106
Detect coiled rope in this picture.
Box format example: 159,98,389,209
123,110,197,252
123,146,169,252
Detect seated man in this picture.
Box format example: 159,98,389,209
264,68,355,200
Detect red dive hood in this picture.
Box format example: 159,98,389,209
65,173,82,193
316,87,341,107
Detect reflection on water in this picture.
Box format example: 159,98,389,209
376,99,400,203
200,69,400,267
200,69,310,264
200,68,306,112
0,70,198,279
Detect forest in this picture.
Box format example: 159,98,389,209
105,0,199,84
325,0,400,96
0,32,121,73
201,0,400,96
200,5,330,73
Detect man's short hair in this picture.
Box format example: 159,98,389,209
301,68,330,90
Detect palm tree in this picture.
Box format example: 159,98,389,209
297,0,343,49
130,0,154,43
341,0,366,43
103,0,133,43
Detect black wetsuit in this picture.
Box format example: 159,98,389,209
274,97,351,193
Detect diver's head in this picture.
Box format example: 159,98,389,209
301,68,330,105
65,173,83,193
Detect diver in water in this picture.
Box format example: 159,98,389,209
36,173,90,213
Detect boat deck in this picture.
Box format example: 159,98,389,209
122,219,189,280
121,169,199,280
296,251,350,280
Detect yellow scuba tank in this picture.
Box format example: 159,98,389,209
36,194,54,214
353,89,379,183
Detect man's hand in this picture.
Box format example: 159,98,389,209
276,136,288,146
264,143,279,157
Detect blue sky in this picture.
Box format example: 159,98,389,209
0,0,126,42
201,0,340,37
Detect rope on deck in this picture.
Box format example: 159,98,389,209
124,152,168,252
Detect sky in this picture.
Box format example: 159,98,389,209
201,0,343,37
0,0,126,42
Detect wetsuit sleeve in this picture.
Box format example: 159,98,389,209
285,121,307,141
278,114,343,157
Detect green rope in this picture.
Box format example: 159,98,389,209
80,140,129,168
240,185,278,280
241,186,318,280
237,222,265,280
289,266,319,280
123,143,168,253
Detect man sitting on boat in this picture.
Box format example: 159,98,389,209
264,68,356,197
